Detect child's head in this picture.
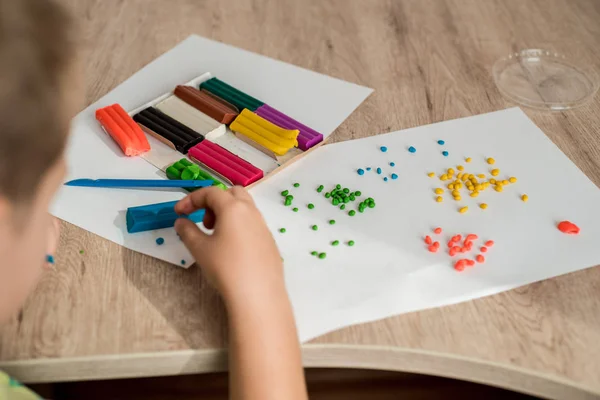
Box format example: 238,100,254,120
0,0,80,323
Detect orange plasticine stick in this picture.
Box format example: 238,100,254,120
96,104,150,156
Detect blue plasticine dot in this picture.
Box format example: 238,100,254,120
408,146,416,153
384,177,388,182
181,260,186,265
380,146,388,152
391,173,398,180
357,168,365,175
376,167,382,174
46,254,55,264
442,151,449,157
156,237,165,245
390,162,395,167
438,140,445,145
366,167,372,171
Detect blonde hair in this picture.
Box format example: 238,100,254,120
0,0,73,201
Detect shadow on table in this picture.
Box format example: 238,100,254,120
121,248,229,352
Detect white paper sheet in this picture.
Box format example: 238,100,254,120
249,108,600,341
51,35,373,266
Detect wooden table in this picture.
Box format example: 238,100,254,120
2,0,600,398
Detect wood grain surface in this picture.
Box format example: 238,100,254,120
1,0,600,398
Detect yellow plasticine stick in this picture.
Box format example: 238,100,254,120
231,123,291,155
231,109,299,147
240,109,299,140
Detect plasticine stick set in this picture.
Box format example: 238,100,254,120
94,73,325,232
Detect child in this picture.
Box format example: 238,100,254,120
0,0,308,399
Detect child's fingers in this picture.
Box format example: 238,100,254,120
202,209,216,230
175,217,211,260
175,186,233,215
230,186,254,203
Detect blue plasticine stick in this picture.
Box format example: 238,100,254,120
126,200,205,233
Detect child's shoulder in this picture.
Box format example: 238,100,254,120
0,371,40,400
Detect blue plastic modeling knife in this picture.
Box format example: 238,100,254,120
65,179,214,189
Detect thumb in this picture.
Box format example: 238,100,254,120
174,218,211,263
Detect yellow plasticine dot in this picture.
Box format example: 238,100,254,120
434,188,444,194
475,184,483,191
447,183,454,190
487,157,495,165
457,165,464,171
490,179,496,184
470,192,479,198
457,173,464,179
436,196,443,202
461,175,469,182
502,179,509,185
477,174,485,179
447,168,455,175
440,174,448,181
452,190,460,196
480,203,488,209
491,169,499,176
454,196,462,201
469,174,475,179
509,177,517,183
494,185,503,192
483,182,490,188
459,206,468,214
521,194,529,202
466,157,472,163
455,182,462,190
428,172,435,177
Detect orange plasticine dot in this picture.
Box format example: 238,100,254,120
432,241,440,248
449,248,457,256
476,254,485,263
485,240,495,247
425,235,433,245
454,260,465,271
434,227,442,234
465,234,478,242
428,245,438,253
447,241,455,248
480,246,488,253
452,246,461,253
466,259,475,267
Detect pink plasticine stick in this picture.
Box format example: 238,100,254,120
189,142,263,186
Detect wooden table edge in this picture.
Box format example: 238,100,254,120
1,345,597,399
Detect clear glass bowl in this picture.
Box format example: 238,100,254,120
493,49,599,111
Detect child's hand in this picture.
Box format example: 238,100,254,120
174,187,283,302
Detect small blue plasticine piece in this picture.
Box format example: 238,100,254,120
181,260,186,265
380,146,388,152
46,254,55,264
376,167,382,174
442,151,449,157
357,168,365,175
126,200,205,233
390,162,395,167
391,173,398,180
408,146,416,153
366,167,372,171
384,177,388,182
438,140,445,145
156,237,165,245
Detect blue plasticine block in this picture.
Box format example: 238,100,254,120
126,200,205,233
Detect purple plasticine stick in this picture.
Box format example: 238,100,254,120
255,104,323,151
